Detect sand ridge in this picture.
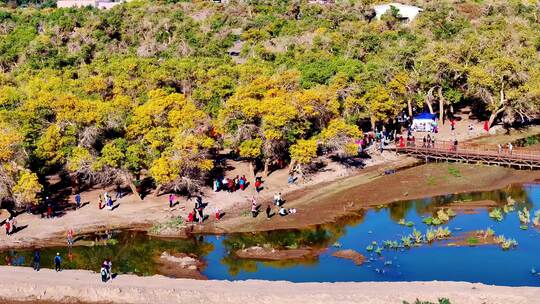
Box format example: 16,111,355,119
0,266,538,304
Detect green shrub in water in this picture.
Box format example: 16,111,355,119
503,204,515,214
484,228,495,238
436,209,449,222
366,245,374,252
426,228,436,243
375,247,383,255
413,228,423,244
401,236,412,248
406,221,414,227
423,217,442,225
494,235,518,250
398,219,406,225
533,210,540,226
489,208,503,221
518,207,530,224
435,227,451,239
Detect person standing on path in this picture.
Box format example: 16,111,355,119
254,177,262,193
33,249,40,271
508,142,513,155
265,204,271,220
251,202,258,218
54,253,62,272
5,219,10,236
98,195,103,210
75,193,81,209
169,194,175,208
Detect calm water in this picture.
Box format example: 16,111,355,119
2,183,540,286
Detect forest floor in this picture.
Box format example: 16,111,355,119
0,116,538,249
0,266,538,304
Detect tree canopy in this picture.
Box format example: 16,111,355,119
0,0,539,206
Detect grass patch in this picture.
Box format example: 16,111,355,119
426,176,437,186
447,166,461,177
466,237,479,245
149,216,185,234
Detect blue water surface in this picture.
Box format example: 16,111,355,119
201,183,540,286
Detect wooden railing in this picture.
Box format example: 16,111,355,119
395,139,540,167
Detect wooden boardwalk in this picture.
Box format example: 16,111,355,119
395,139,540,169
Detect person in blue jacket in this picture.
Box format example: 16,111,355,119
54,253,62,272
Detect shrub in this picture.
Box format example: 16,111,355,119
518,207,530,224
489,208,503,221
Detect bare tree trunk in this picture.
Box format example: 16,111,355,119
488,86,506,128
153,184,162,197
123,172,142,201
263,158,271,177
370,116,376,131
288,159,297,174
249,161,255,179
437,87,445,124
407,99,413,117
425,87,436,114
488,106,506,128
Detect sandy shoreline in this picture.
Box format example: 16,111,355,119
0,266,538,304
0,159,538,251
196,162,540,234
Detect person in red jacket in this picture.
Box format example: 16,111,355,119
254,178,262,193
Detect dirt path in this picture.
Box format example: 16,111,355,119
0,266,538,304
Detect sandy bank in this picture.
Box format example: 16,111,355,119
235,246,324,260
198,163,539,234
0,266,538,304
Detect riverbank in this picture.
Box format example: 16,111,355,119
0,157,538,250
196,162,539,234
0,153,413,250
0,266,538,304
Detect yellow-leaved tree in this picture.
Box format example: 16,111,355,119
12,170,43,209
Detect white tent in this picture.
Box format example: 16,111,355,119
412,113,436,132
373,3,423,23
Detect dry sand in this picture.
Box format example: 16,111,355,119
0,266,538,304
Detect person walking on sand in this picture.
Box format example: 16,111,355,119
251,201,258,218
54,253,62,272
33,249,40,271
169,193,175,208
508,142,513,155
265,204,271,220
5,219,10,236
75,193,81,209
215,208,221,221
255,177,262,193
197,204,204,223
47,202,52,218
107,195,113,210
